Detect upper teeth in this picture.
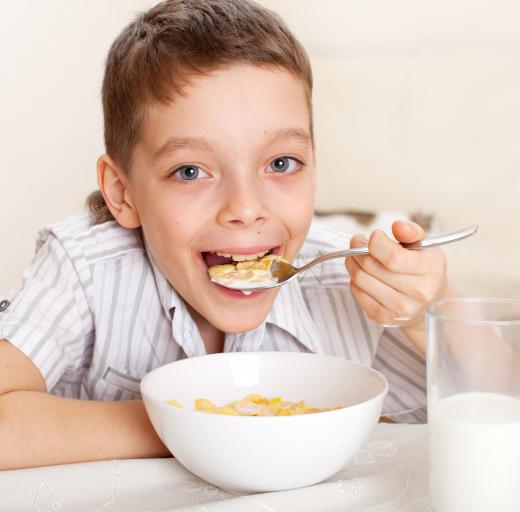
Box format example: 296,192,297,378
215,249,269,261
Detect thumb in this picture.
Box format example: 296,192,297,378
391,220,425,244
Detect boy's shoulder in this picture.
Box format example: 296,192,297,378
38,212,144,265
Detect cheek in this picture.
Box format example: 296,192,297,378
138,193,203,260
142,180,208,226
273,178,315,231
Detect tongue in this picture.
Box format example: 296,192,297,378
204,252,235,267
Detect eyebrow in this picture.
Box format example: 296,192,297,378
153,127,312,162
153,136,215,162
265,127,312,148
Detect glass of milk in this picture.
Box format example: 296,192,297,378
427,298,520,512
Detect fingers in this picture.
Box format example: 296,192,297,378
346,257,425,320
348,234,408,287
350,281,394,325
367,229,443,276
350,281,420,327
347,237,445,303
391,220,425,244
345,252,427,303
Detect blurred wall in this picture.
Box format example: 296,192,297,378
1,0,519,297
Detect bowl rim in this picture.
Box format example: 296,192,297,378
426,297,520,325
140,351,389,422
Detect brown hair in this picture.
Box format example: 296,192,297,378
87,0,313,224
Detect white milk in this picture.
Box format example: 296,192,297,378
429,392,520,512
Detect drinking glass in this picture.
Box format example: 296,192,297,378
427,298,520,512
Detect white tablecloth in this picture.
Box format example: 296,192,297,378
0,424,431,512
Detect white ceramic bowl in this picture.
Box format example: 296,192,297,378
140,351,388,493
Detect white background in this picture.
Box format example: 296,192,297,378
1,0,519,297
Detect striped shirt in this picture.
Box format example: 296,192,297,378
0,214,427,423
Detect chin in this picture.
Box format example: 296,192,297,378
209,310,268,334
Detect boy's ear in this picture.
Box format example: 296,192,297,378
97,155,141,229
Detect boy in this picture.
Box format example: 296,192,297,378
0,0,450,470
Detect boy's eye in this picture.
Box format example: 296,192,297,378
171,165,209,181
267,157,300,174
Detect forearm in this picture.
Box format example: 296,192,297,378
0,391,169,470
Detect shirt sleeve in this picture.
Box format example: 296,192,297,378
0,232,94,392
373,328,427,423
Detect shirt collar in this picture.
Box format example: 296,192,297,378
143,236,206,358
140,234,181,311
143,234,323,356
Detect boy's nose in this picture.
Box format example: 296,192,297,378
216,177,270,228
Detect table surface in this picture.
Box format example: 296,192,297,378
0,424,432,512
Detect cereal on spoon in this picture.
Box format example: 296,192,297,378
208,253,285,293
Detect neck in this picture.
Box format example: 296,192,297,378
187,304,225,354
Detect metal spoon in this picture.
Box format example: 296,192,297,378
223,224,478,292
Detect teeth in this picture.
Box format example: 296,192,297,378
215,249,269,261
232,254,257,262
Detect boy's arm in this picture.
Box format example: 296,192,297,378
0,340,169,470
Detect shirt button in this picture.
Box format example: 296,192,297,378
0,300,10,312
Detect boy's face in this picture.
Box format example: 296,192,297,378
128,64,315,333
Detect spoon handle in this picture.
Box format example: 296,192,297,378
400,224,478,249
300,225,478,271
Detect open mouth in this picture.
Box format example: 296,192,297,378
201,247,280,270
201,246,282,293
